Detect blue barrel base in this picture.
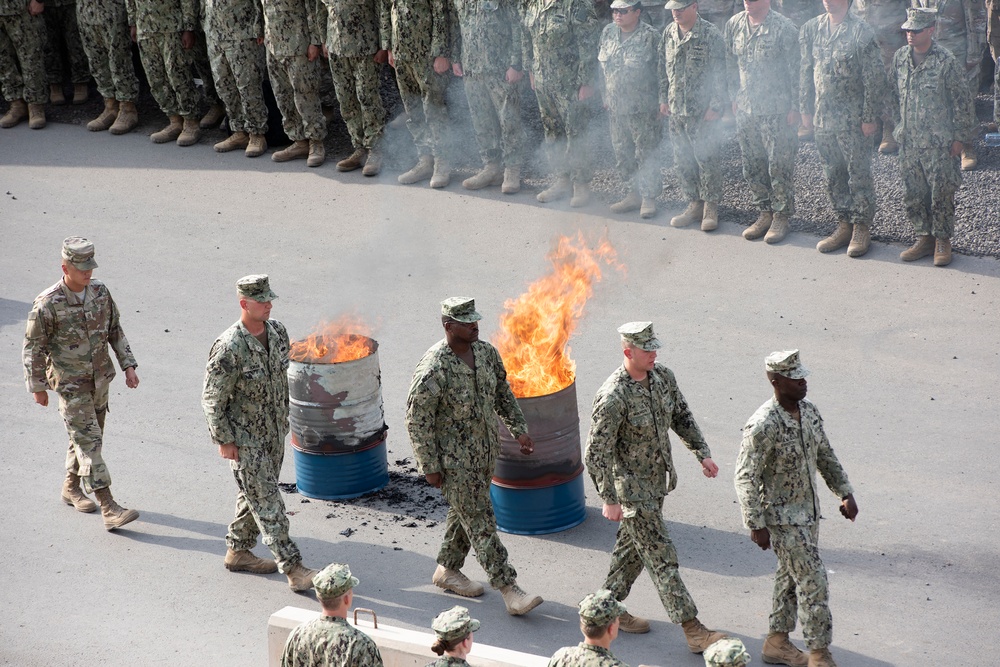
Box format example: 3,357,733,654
490,474,586,535
292,440,389,501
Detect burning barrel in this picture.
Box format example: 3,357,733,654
287,332,389,500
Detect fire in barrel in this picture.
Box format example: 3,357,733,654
491,233,622,534
287,315,389,500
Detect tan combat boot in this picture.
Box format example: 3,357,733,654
93,487,139,531
500,583,543,616
398,154,434,184
0,99,28,128
337,147,367,172
176,117,201,146
701,202,719,231
816,219,852,253
639,197,657,219
670,200,704,227
362,146,382,176
847,223,870,257
286,562,318,591
617,611,651,634
214,130,249,153
462,161,503,190
878,121,898,154
961,143,977,171
28,104,46,129
151,115,183,143
245,134,267,158
762,632,808,666
50,84,66,105
610,190,641,214
765,212,790,244
570,181,590,207
744,211,773,240
501,165,520,194
61,472,97,513
200,104,225,129
429,157,451,188
536,176,572,203
933,237,952,266
224,548,278,574
807,647,837,667
88,98,119,132
899,234,934,261
432,564,485,597
307,139,326,167
680,617,727,654
109,101,138,135
271,139,309,162
72,83,89,105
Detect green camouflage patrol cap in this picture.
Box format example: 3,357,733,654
901,7,937,31
610,0,641,8
578,589,627,626
236,274,278,302
618,321,662,351
441,297,482,323
765,350,810,379
703,638,751,666
312,562,359,599
62,236,98,270
431,606,481,642
664,0,696,10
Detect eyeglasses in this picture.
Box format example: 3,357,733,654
611,6,637,14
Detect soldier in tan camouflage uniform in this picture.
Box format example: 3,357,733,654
202,275,318,591
427,605,479,666
405,297,543,616
735,350,858,667
548,590,629,667
0,0,48,129
585,322,726,652
23,237,141,531
281,563,384,667
42,0,89,105
76,0,140,133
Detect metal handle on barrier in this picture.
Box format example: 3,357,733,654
353,608,378,629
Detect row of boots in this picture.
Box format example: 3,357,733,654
0,100,47,129
224,548,319,592
61,471,139,531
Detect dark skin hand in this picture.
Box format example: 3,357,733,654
750,493,859,551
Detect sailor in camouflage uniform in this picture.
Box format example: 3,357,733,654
0,0,48,129
76,0,141,133
889,8,976,267
800,0,885,258
426,606,479,666
547,590,629,667
281,563,384,667
585,322,726,652
42,0,90,105
734,350,858,667
659,0,728,231
23,237,141,531
405,297,543,616
854,0,908,153
202,275,318,591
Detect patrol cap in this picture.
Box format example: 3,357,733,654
610,0,641,8
441,297,482,323
431,606,481,642
618,321,662,351
901,7,936,31
703,638,751,666
62,236,98,270
578,589,627,626
236,274,278,302
665,0,696,10
765,349,810,379
312,562,359,599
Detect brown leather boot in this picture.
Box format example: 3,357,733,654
224,548,278,574
285,562,318,591
61,472,97,513
429,157,451,188
670,200,704,227
337,148,367,172
72,83,89,105
807,647,837,667
176,117,201,146
501,165,520,193
960,143,977,171
362,146,382,176
27,104,46,129
847,223,871,257
617,611,651,634
610,190,641,214
1,99,28,128
701,202,719,231
214,131,249,153
398,154,434,184
306,139,326,167
199,104,225,129
878,121,898,154
271,139,309,162
933,237,952,266
245,134,267,158
500,583,543,616
816,219,852,253
151,115,183,143
536,176,572,203
762,632,808,666
680,617,727,654
899,235,934,261
569,182,590,207
743,211,773,240
765,212,790,243
109,101,138,135
432,564,484,597
462,162,503,190
50,84,66,106
93,487,139,531
88,98,119,132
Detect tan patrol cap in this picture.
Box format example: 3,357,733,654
62,236,98,270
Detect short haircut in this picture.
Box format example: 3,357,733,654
581,620,611,639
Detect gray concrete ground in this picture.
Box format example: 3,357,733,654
1,124,998,667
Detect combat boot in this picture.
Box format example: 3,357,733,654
28,104,46,129
109,101,138,135
0,99,27,128
94,487,139,531
429,157,451,188
670,200,704,227
501,166,520,194
807,648,837,667
61,471,97,513
72,83,89,105
961,143,977,171
50,84,66,105
569,181,590,207
398,154,434,184
176,117,201,146
536,176,571,203
765,212,790,244
337,148,366,171
432,564,485,597
214,130,249,153
151,115,183,143
88,98,119,132
899,235,934,261
610,190,641,213
933,237,952,266
639,197,657,219
245,134,267,158
500,583,543,616
224,548,278,574
617,611,650,634
816,219,852,253
701,202,719,231
271,139,309,162
200,104,225,129
307,139,326,167
762,632,808,666
878,121,898,154
362,146,382,176
680,617,727,654
285,562,318,591
462,162,503,190
847,223,870,257
743,211,773,240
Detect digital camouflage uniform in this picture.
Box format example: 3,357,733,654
23,279,137,494
725,8,800,213
548,643,629,667
988,0,999,122
450,0,525,167
261,0,325,142
77,0,139,102
191,25,222,109
889,40,976,239
522,0,601,183
317,0,384,150
734,397,854,650
43,0,90,87
585,363,712,624
405,339,527,589
426,658,470,667
202,318,305,574
125,0,201,117
698,0,739,33
0,0,47,104
913,0,988,98
855,0,908,73
800,11,885,227
281,616,384,667
774,0,822,28
659,15,728,205
599,21,662,199
202,0,268,134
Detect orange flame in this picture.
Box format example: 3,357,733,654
290,314,376,364
494,233,622,398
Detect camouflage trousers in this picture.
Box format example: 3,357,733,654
898,144,961,239
769,523,832,650
0,13,47,104
137,31,199,117
736,111,798,213
609,107,662,198
464,72,524,167
43,3,89,84
58,385,112,494
328,53,384,150
394,58,449,158
266,51,325,142
670,113,723,204
206,36,267,134
0,28,17,100
535,80,592,182
814,127,875,227
602,498,698,624
227,439,302,573
78,13,137,102
437,468,517,589
191,30,220,108
774,0,823,27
